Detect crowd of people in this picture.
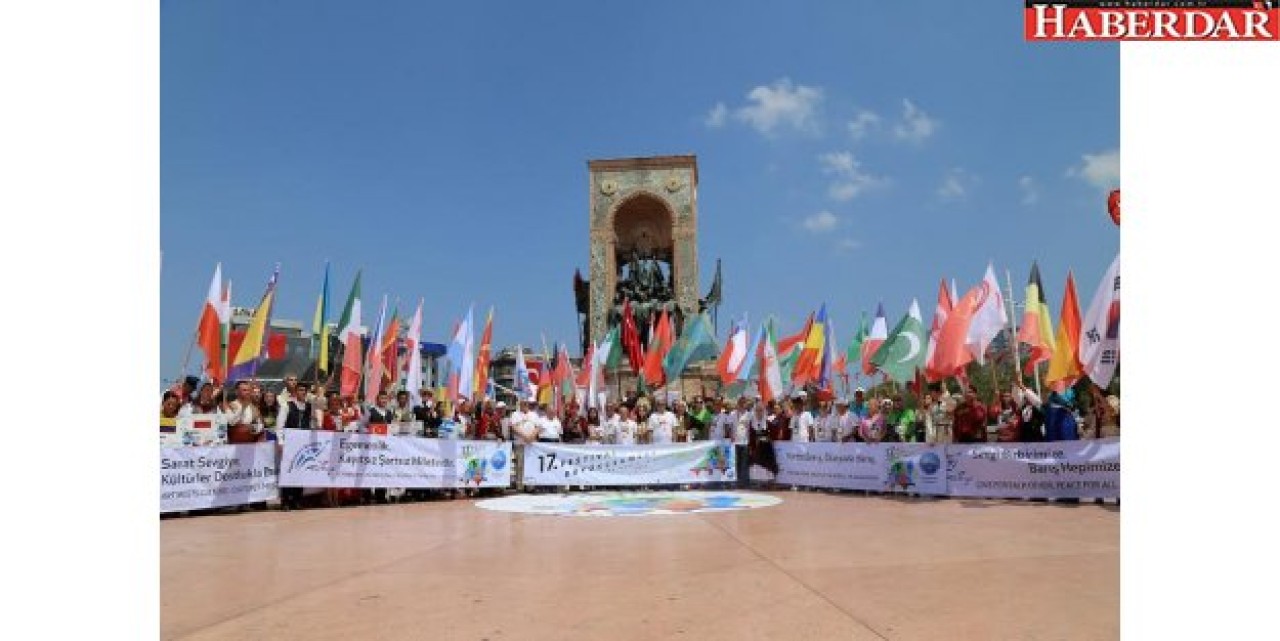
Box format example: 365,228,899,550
161,373,1120,511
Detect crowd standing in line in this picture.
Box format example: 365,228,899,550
162,372,1120,512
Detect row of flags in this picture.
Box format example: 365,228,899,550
190,254,1119,409
688,254,1120,400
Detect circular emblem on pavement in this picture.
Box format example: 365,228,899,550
475,490,782,517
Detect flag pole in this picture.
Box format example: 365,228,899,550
1004,269,1023,388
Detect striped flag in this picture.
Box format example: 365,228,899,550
311,262,331,374
227,265,279,383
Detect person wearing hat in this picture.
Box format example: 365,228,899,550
850,387,869,421
789,392,814,443
834,397,859,443
412,388,440,438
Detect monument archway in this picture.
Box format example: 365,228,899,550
583,156,701,351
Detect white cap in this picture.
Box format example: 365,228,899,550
792,390,807,399
496,401,507,409
854,387,866,393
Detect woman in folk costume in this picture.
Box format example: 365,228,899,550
223,380,265,444
1043,386,1080,442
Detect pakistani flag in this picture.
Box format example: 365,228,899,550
870,299,927,382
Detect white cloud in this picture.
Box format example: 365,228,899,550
1068,149,1120,190
836,237,862,252
720,78,823,136
938,168,976,201
893,99,939,144
1019,175,1039,205
704,102,728,128
802,210,839,233
820,151,884,201
847,110,881,140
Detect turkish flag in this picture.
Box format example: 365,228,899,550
621,299,645,374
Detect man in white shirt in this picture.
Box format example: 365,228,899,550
813,401,834,442
536,405,562,442
712,401,736,442
789,393,814,443
601,403,622,445
616,407,638,446
648,401,677,445
834,398,859,442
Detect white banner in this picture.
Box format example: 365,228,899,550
278,429,511,489
881,443,949,496
945,439,1120,499
521,441,736,486
160,443,279,513
770,442,885,491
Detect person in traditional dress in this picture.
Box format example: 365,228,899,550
952,391,989,444
1043,386,1080,442
749,400,778,486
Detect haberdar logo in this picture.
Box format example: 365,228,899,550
1025,1,1280,41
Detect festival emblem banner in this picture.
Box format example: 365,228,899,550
160,442,279,513
945,438,1120,499
521,441,736,486
770,442,885,491
881,443,949,496
279,429,512,489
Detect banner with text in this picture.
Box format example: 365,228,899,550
160,443,279,513
279,429,512,489
770,442,885,491
945,438,1120,499
521,441,736,486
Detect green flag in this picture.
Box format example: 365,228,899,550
601,325,623,370
869,299,927,382
663,313,719,383
847,311,868,369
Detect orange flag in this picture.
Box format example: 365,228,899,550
1045,272,1083,391
930,284,985,379
473,308,494,398
642,309,673,386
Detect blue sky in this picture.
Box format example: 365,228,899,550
161,0,1118,382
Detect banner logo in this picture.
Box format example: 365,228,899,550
919,451,942,475
288,440,332,473
1024,1,1280,41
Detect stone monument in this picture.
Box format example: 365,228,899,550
573,155,721,357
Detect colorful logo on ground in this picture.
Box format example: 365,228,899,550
919,451,942,475
475,491,781,517
691,445,734,478
490,448,508,472
288,440,332,473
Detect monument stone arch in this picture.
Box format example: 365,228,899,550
585,155,700,348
